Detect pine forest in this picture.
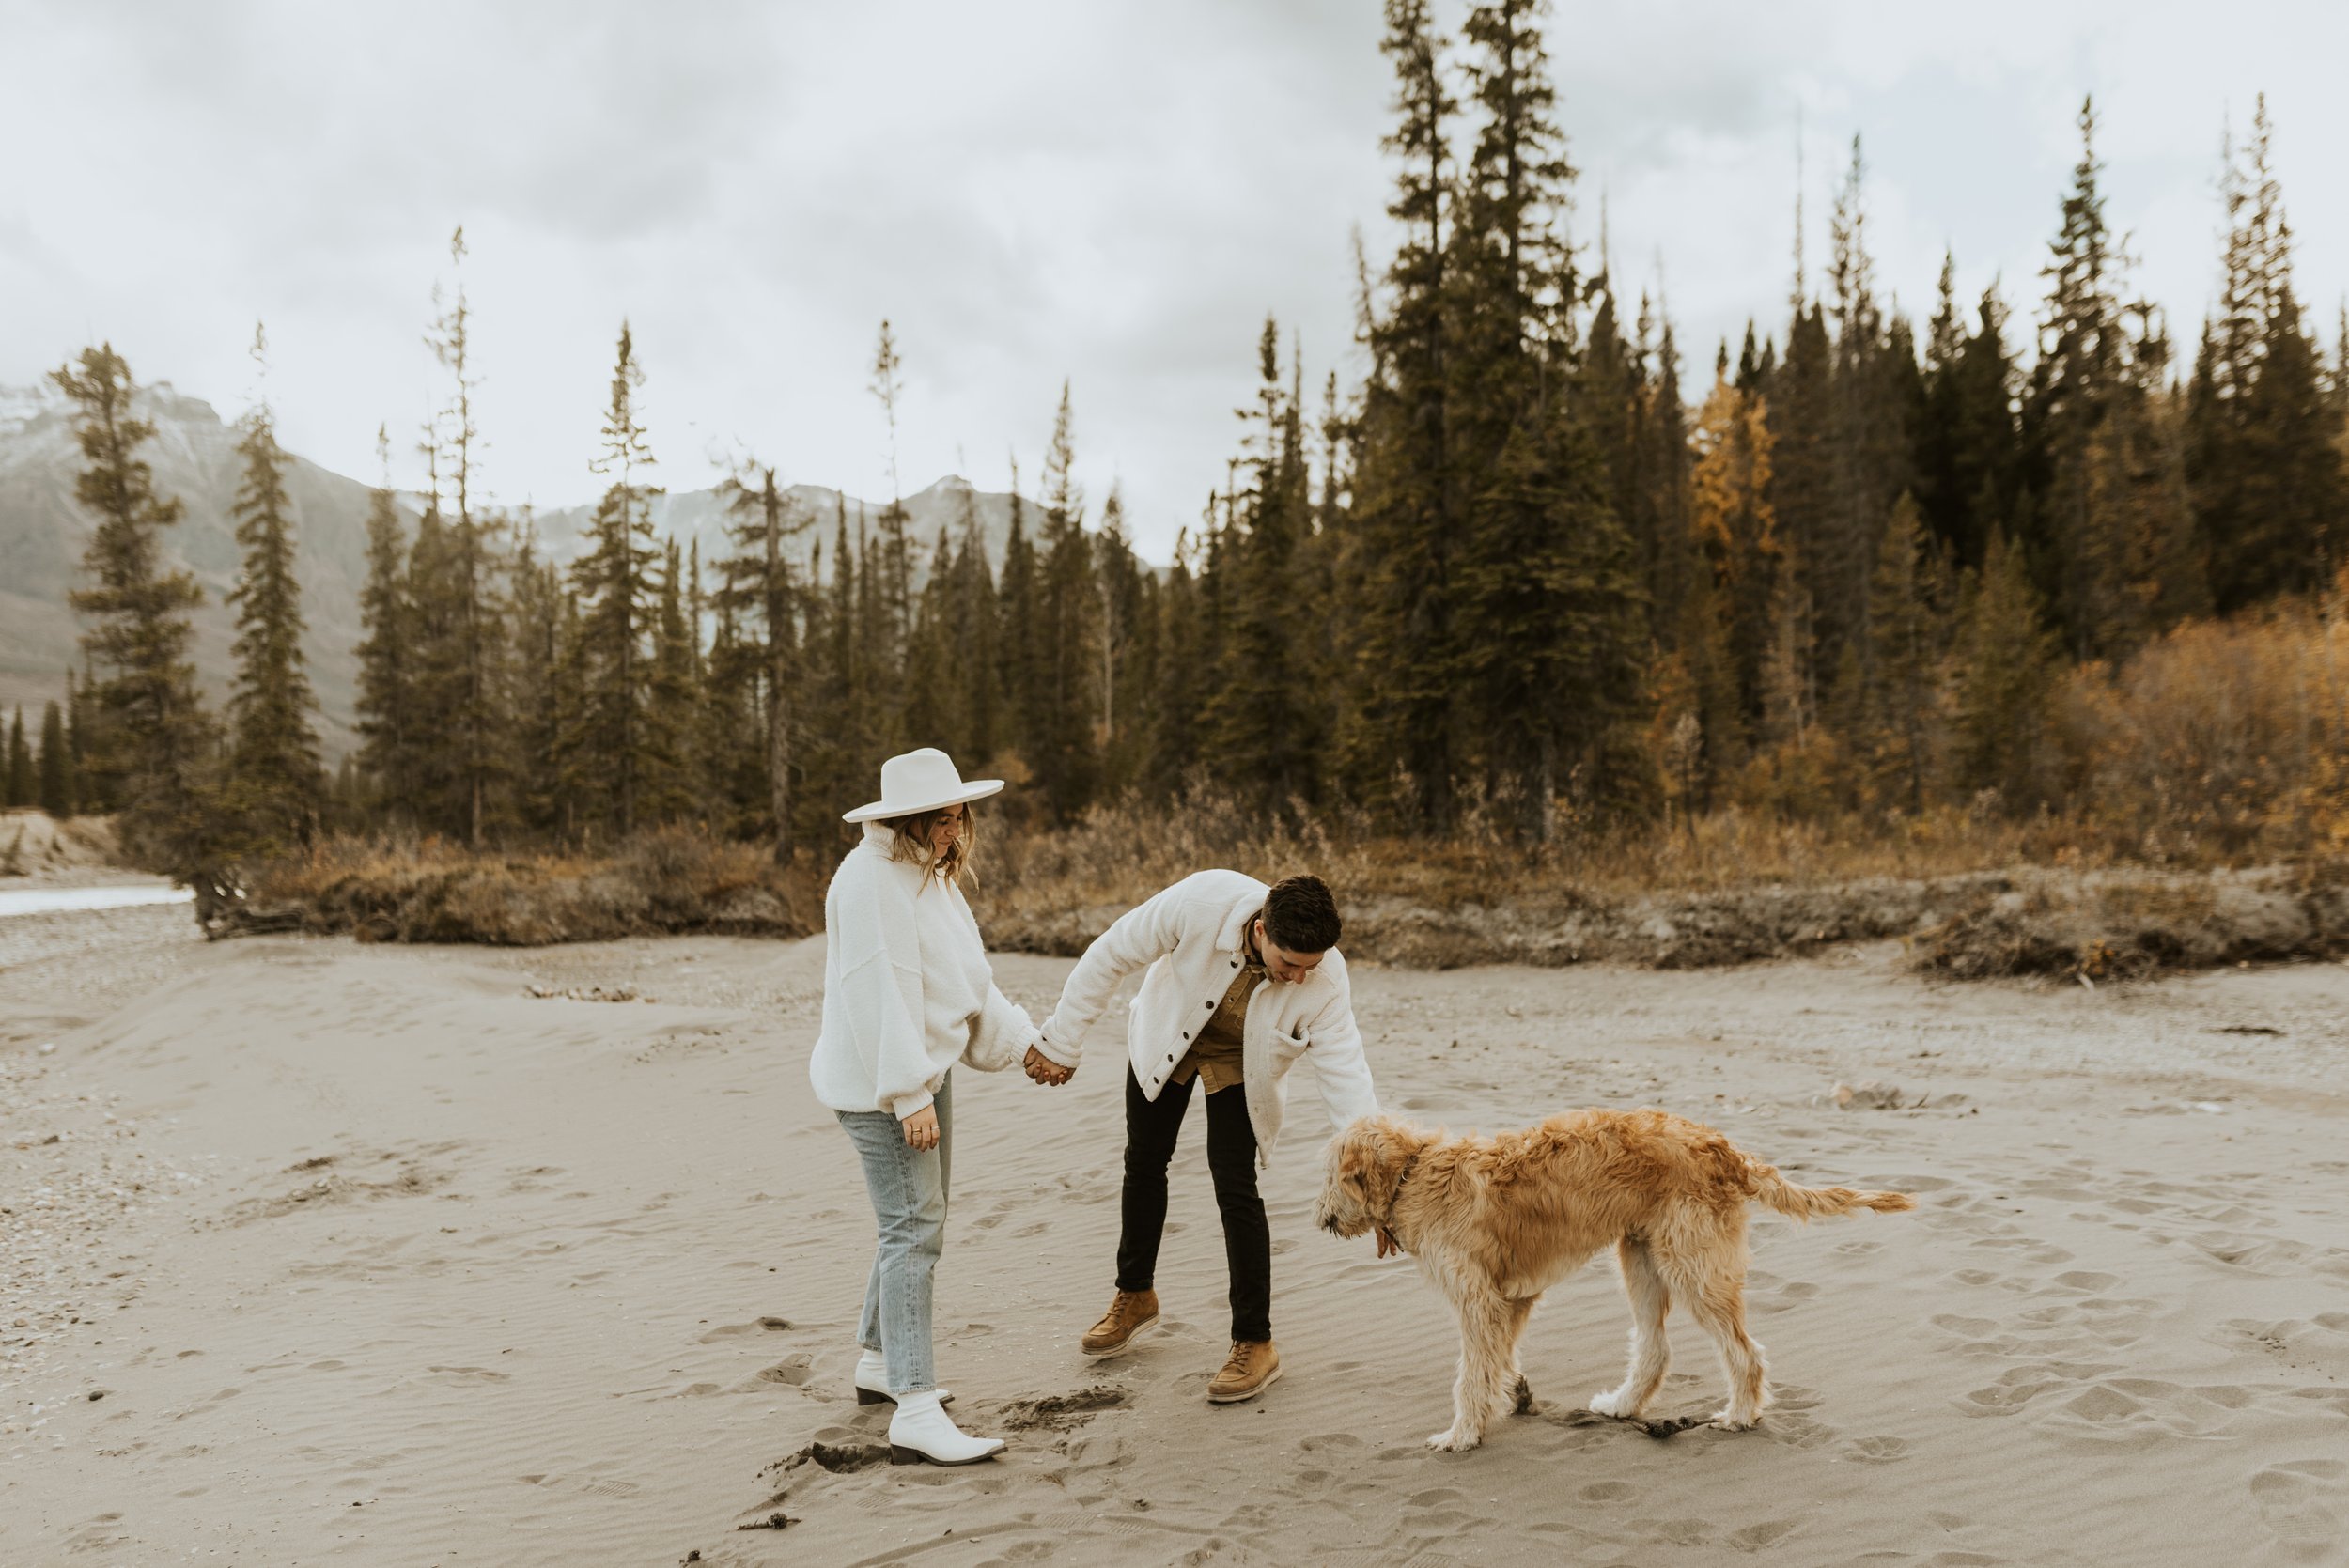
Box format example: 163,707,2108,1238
25,2,2349,922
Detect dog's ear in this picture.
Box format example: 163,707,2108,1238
1351,1116,1411,1217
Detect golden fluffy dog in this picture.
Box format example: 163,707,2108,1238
1315,1109,1915,1452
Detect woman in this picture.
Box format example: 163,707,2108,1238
808,747,1037,1466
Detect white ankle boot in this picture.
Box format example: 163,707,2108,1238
886,1389,1003,1466
855,1348,952,1407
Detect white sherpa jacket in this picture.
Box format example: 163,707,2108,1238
808,822,1037,1119
1034,869,1379,1161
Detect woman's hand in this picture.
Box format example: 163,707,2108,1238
1376,1226,1400,1260
1023,1046,1073,1087
901,1105,941,1151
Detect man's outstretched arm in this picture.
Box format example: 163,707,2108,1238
1031,880,1191,1072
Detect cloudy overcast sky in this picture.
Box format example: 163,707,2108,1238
4,0,2344,559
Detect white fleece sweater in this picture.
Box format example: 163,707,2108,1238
808,822,1035,1119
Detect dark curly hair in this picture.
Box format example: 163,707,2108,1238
1261,874,1342,954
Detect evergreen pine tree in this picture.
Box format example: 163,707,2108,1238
505,511,574,836
1687,374,1779,748
1096,485,1156,799
792,504,869,849
868,320,915,660
715,463,808,857
2087,316,2206,651
418,227,507,845
53,344,217,864
1445,0,1649,831
945,481,1002,768
2187,97,2344,611
1766,299,1834,718
849,507,895,764
1915,261,2023,572
39,700,75,817
1578,273,1651,623
1950,528,2060,806
1859,492,1947,810
901,528,957,752
566,322,663,839
225,324,323,846
1207,320,1326,809
1820,136,1915,682
5,709,30,808
1639,314,1696,638
1026,385,1100,822
994,456,1043,776
1758,539,1817,749
2022,98,2183,658
353,426,416,824
643,538,698,822
1345,0,1460,825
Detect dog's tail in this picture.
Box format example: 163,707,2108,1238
1746,1161,1916,1220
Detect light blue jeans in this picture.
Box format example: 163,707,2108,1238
836,1071,952,1395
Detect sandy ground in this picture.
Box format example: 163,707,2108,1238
3,908,2347,1567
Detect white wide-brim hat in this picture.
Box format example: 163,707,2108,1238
842,747,1005,824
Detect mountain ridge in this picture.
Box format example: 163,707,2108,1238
0,380,1053,754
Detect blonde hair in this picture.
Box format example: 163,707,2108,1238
879,801,977,890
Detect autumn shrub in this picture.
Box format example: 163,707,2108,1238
2054,595,2349,861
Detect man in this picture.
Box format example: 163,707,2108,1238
1022,871,1379,1404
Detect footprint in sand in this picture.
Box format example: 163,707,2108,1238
774,1435,893,1474
998,1386,1126,1433
515,1472,643,1498
1726,1518,1802,1550
2248,1459,2348,1560
1843,1435,1911,1463
2046,1269,2122,1293
1954,1367,2076,1417
697,1316,794,1342
755,1354,815,1387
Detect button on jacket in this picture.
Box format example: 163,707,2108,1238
1034,869,1380,1161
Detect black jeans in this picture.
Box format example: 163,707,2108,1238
1115,1064,1271,1343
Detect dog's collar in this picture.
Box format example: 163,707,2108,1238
1379,1151,1422,1228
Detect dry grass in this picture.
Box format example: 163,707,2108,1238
230,827,817,945
970,793,2037,970
974,791,2349,978
222,805,2349,981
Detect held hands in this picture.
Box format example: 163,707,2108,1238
1376,1226,1400,1260
1023,1045,1074,1088
901,1105,941,1151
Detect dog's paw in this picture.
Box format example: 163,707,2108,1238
1708,1408,1760,1431
1425,1427,1482,1452
1587,1389,1634,1419
1511,1374,1533,1414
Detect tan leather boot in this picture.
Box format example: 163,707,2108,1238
1080,1289,1160,1358
1206,1339,1282,1403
